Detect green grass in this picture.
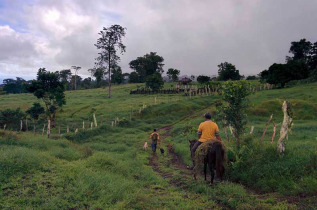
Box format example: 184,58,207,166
0,82,316,209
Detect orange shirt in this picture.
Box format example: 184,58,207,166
198,120,219,142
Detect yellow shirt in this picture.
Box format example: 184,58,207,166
198,121,219,142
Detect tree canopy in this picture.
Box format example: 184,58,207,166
129,52,164,83
218,62,241,81
197,75,210,84
166,68,180,82
146,72,164,91
27,68,66,126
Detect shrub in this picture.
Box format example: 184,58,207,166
0,108,25,130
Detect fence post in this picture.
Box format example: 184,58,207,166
83,121,85,130
58,126,61,137
93,113,98,127
33,119,35,136
260,114,273,142
67,125,69,133
20,119,23,132
250,126,254,134
91,122,93,130
47,120,50,138
4,124,6,130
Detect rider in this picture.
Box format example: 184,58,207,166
189,113,222,170
150,129,160,153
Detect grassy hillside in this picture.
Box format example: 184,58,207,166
0,82,316,209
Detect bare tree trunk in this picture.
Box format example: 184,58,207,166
277,101,293,153
260,114,273,142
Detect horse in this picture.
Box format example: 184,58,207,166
189,140,225,184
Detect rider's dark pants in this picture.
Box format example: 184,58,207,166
191,141,202,165
151,143,157,152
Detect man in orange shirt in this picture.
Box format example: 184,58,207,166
189,113,222,170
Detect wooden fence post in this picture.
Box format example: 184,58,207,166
93,113,98,127
4,124,6,130
277,101,293,153
20,119,23,131
260,114,273,142
47,120,50,138
91,122,93,130
58,126,61,137
250,126,254,134
67,125,69,133
83,121,85,130
271,122,280,144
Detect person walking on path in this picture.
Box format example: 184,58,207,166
150,129,160,153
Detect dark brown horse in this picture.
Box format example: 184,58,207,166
189,140,225,184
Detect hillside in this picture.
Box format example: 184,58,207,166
0,82,316,209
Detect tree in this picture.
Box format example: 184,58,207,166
219,81,250,146
197,75,210,84
111,65,124,84
27,68,66,127
146,72,164,91
129,72,139,83
89,68,105,88
0,108,25,130
95,25,126,98
218,62,241,81
3,77,28,94
82,77,92,89
288,39,312,61
26,102,45,133
129,52,164,82
166,68,180,82
59,69,72,90
246,75,257,80
71,66,81,90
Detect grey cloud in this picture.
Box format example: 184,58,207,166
0,0,317,79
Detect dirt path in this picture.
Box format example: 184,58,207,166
148,123,315,210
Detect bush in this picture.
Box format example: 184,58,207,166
0,108,25,130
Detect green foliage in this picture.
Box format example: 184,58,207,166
111,65,124,84
129,71,139,83
26,102,44,120
218,62,241,81
0,108,25,130
3,77,28,94
219,81,250,143
145,72,164,91
129,52,164,83
166,68,180,82
196,75,210,84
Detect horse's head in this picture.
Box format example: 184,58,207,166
188,140,197,150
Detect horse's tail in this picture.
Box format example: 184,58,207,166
215,142,224,179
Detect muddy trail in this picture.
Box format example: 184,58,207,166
148,124,315,210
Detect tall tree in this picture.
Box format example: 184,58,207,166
129,52,164,82
89,67,105,88
166,68,180,82
95,25,126,98
218,62,241,81
71,66,81,90
27,68,66,127
129,72,139,83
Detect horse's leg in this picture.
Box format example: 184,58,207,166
204,158,207,181
208,161,214,184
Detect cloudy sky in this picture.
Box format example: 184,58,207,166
0,0,316,81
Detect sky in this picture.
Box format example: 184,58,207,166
0,0,316,82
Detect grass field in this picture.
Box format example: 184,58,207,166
0,82,316,209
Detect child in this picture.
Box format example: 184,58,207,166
150,129,160,153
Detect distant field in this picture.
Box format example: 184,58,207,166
0,82,316,209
